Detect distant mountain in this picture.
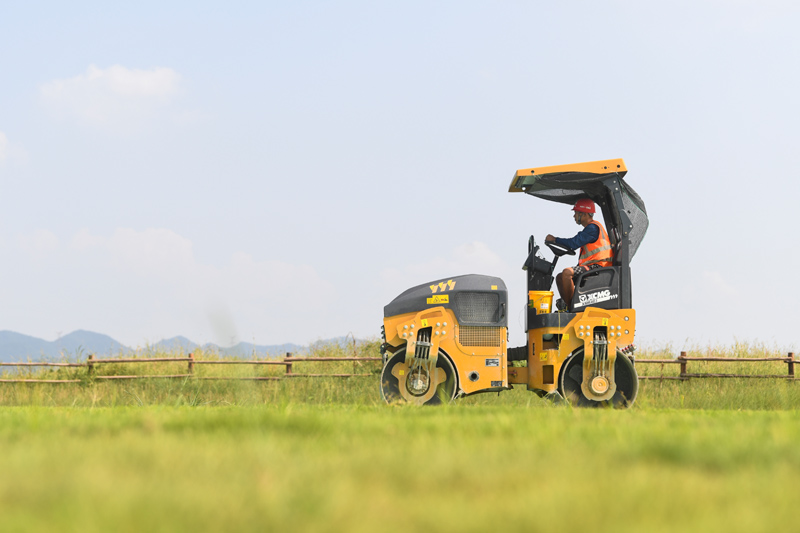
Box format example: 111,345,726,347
150,336,199,352
57,330,126,355
0,331,54,360
203,342,304,357
149,337,303,356
0,330,312,362
0,329,125,361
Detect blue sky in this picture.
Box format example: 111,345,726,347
0,1,797,351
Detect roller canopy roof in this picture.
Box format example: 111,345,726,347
509,158,648,260
509,158,627,204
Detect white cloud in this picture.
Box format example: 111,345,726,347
379,241,509,293
0,131,29,166
705,0,800,33
78,228,334,311
70,228,106,251
29,227,337,346
381,241,505,284
701,270,737,297
40,64,182,127
105,227,196,275
18,229,59,258
451,241,505,268
0,132,7,162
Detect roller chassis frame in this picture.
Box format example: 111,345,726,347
513,307,637,405
381,301,637,405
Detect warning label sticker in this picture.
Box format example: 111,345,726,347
426,294,449,304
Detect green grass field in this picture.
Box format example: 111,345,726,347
1,341,799,532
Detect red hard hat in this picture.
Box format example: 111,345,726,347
572,199,595,214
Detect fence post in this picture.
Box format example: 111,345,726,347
188,352,194,375
789,352,795,379
679,351,687,379
87,354,94,377
285,352,293,376
351,334,358,375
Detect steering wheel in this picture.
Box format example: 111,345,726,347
545,240,576,257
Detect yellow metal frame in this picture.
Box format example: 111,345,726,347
508,307,636,393
383,307,508,396
384,302,635,398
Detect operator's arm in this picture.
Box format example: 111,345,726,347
555,224,599,251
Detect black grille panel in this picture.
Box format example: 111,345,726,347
453,292,500,325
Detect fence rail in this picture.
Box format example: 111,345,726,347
0,362,86,367
0,378,82,383
636,351,796,381
1,351,795,384
0,353,382,384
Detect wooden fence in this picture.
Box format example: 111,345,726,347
0,351,796,384
0,353,382,384
636,351,797,381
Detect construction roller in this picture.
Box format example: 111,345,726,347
380,158,647,408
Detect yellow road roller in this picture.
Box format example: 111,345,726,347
380,158,648,408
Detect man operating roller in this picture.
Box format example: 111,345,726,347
545,199,613,311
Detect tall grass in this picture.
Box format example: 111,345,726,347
633,340,800,410
0,339,798,410
0,340,383,408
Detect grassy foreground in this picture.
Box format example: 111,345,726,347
2,340,799,531
2,403,800,533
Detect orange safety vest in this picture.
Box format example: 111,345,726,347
579,220,613,268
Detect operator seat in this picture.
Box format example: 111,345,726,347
568,227,622,312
